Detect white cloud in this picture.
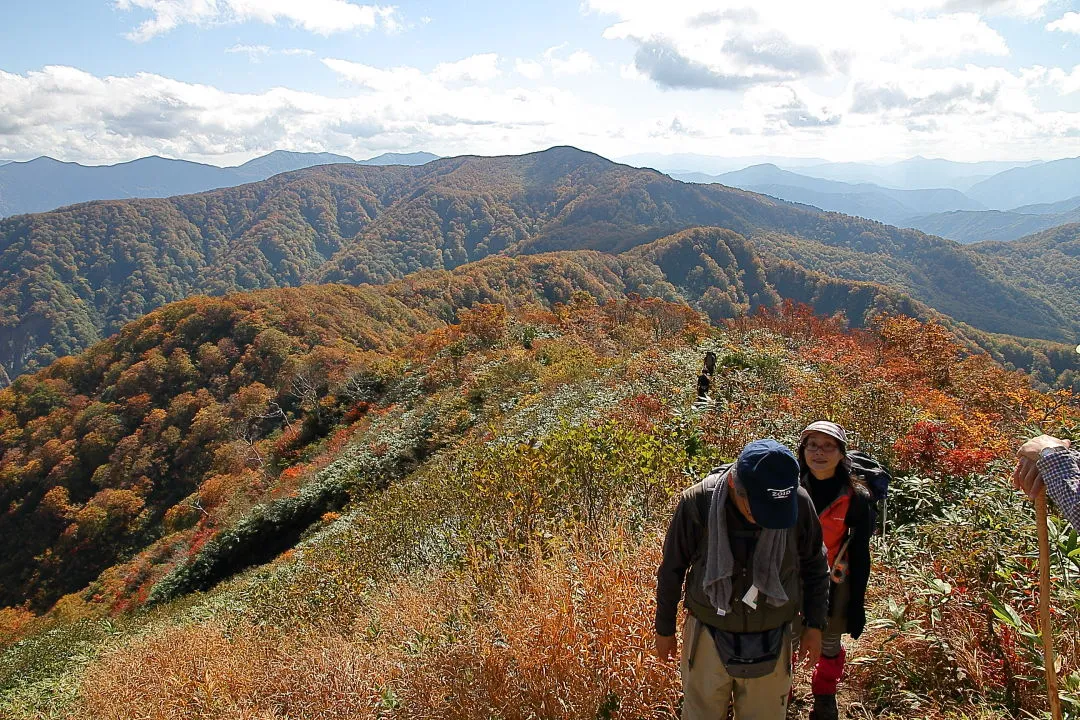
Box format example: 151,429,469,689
225,43,270,59
324,53,501,92
4,45,1080,167
432,54,501,84
892,0,1049,18
588,1,1009,93
225,44,316,61
1046,65,1080,94
850,65,1034,117
564,0,1080,161
745,85,842,128
0,60,620,164
320,59,423,91
515,59,545,80
514,46,599,81
115,0,399,41
1047,11,1080,34
549,49,598,76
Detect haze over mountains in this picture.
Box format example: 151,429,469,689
659,155,1080,243
6,146,1080,246
1,146,1076,392
677,164,985,226
0,150,440,218
624,153,1038,191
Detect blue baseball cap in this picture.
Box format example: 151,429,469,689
735,439,800,529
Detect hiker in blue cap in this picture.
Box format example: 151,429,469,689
655,439,830,720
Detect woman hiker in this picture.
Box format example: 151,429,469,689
797,421,873,720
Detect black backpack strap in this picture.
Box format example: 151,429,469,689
690,464,733,530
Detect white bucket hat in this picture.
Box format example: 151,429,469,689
799,420,848,449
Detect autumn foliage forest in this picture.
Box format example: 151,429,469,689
1,148,1077,388
0,247,1077,719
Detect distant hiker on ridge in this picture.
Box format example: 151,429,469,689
1012,434,1080,530
655,439,830,720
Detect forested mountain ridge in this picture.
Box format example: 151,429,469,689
967,222,1080,314
0,231,950,612
1,146,1077,383
1,254,1077,719
0,150,440,218
905,207,1080,244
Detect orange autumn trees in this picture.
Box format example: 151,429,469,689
0,286,445,610
705,302,1054,476
1,280,1073,632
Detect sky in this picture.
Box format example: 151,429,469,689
3,0,1080,166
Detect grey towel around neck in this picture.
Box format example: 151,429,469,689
702,468,790,615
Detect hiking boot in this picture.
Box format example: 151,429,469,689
810,694,838,720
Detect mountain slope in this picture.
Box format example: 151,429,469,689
905,207,1080,243
359,151,440,166
1,147,1077,383
0,230,960,610
968,222,1080,318
0,156,240,217
681,163,984,224
1010,195,1080,215
968,157,1080,209
230,151,357,181
1,248,1076,720
0,150,440,219
796,156,1035,191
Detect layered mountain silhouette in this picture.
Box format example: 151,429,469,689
628,153,1035,191
966,157,1080,209
679,163,985,225
1,146,1077,385
905,202,1080,244
790,156,1035,191
0,150,440,218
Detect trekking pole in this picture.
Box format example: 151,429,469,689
1035,491,1062,720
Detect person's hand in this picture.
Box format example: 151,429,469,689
848,607,866,640
1011,457,1045,500
1016,435,1070,463
655,633,677,662
798,627,822,668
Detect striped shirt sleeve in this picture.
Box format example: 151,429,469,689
1036,447,1080,531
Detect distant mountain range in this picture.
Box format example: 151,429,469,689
673,161,1080,243
0,150,440,218
964,157,1080,209
676,164,985,226
619,152,830,176
1,146,1076,388
7,147,1080,246
906,203,1080,244
792,156,1038,192
625,153,1036,191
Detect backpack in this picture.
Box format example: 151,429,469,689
847,451,891,535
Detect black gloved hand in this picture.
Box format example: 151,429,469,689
848,605,866,639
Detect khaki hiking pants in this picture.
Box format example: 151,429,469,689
680,614,793,720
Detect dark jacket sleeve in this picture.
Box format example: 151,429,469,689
796,487,829,630
655,486,706,636
844,491,873,639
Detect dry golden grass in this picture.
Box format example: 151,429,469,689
78,622,386,719
74,527,1075,720
76,531,680,720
